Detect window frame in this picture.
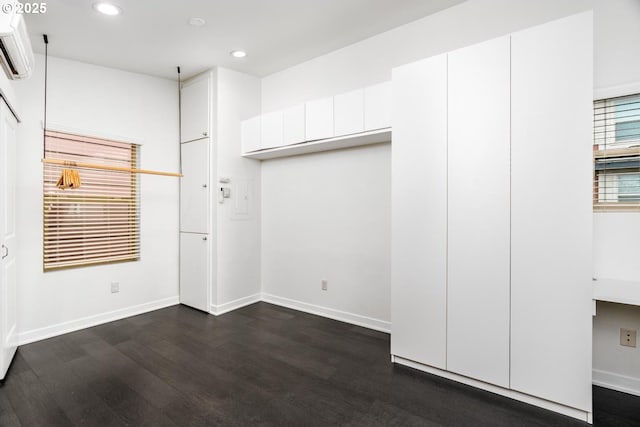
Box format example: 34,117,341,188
593,93,640,212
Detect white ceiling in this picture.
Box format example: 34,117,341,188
24,0,464,80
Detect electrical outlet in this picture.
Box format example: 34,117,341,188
110,282,120,294
321,280,328,291
620,328,637,348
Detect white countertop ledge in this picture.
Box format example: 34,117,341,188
593,278,640,307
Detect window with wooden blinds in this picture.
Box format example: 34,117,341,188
43,130,140,270
593,93,640,211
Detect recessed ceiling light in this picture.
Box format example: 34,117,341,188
188,17,206,27
230,50,247,58
93,2,122,16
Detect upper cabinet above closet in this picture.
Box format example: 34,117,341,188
241,81,391,160
334,89,364,136
261,110,284,149
181,75,210,143
282,104,305,146
305,96,335,141
364,82,392,131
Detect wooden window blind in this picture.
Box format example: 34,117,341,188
593,93,640,211
43,130,140,270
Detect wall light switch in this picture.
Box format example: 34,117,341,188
110,282,120,294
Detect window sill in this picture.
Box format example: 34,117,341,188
593,205,640,212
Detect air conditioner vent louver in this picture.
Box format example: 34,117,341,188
0,39,18,76
0,7,34,80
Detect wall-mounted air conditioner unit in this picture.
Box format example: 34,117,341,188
0,3,34,80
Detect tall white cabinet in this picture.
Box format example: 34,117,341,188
391,53,448,370
510,14,593,411
391,12,592,421
447,36,511,388
180,73,213,312
0,100,18,380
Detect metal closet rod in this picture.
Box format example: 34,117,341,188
41,158,183,177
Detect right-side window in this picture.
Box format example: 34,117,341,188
593,93,640,211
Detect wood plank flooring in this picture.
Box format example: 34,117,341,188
0,302,637,426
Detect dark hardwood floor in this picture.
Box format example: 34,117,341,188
0,302,638,426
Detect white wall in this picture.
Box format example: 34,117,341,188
0,69,18,120
214,68,262,309
594,0,640,92
259,0,640,392
593,302,640,396
593,212,640,395
593,213,640,281
13,55,179,343
261,144,391,328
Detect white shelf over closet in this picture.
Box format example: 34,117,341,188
242,128,391,160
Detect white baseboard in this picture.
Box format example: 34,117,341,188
261,292,391,333
17,296,179,345
210,293,262,316
593,369,640,397
394,356,592,423
17,291,391,345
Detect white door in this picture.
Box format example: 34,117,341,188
447,36,511,388
510,12,592,412
391,54,448,369
0,100,18,380
180,232,209,312
180,139,209,233
181,75,210,143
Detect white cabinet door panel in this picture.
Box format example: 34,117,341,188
180,139,209,233
334,89,364,136
181,75,210,143
180,232,209,312
447,36,511,388
511,12,593,412
283,104,305,146
305,97,334,141
365,81,392,131
260,111,284,150
241,116,261,153
391,54,448,369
